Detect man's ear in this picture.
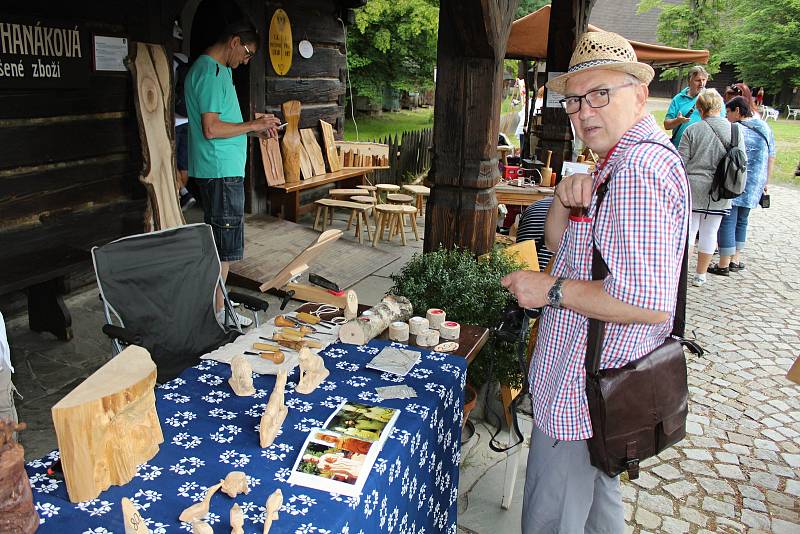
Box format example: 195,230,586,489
637,83,649,112
230,35,241,50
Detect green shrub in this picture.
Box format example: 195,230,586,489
390,246,526,388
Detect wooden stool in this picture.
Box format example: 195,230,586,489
402,184,430,213
356,185,378,199
376,183,400,202
327,189,365,225
350,195,378,226
313,199,373,244
398,205,420,242
387,193,414,205
372,204,406,246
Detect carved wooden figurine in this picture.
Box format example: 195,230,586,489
192,521,214,534
221,471,250,498
230,503,244,534
0,421,39,534
260,371,288,448
263,488,283,534
179,481,222,523
295,347,329,395
122,497,152,534
344,289,358,321
229,355,256,397
51,345,163,503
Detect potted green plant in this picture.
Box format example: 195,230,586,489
390,246,526,426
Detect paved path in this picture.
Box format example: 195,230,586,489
459,184,800,533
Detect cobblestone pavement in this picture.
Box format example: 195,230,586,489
458,184,800,533
620,185,800,533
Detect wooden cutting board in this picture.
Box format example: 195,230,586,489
319,120,342,172
256,113,284,186
300,128,326,176
280,100,302,183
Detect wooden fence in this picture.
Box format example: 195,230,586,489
369,128,433,185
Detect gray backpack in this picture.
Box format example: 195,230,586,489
708,121,747,201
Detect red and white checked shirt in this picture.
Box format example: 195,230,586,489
530,114,690,441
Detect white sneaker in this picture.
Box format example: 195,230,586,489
216,310,253,328
691,274,706,287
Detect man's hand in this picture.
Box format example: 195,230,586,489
675,112,691,125
501,270,555,309
250,114,281,139
555,173,593,209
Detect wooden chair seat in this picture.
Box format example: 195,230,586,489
375,183,401,202
356,185,378,198
402,184,430,212
313,199,373,244
387,193,414,204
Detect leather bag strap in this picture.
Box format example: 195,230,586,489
585,140,689,377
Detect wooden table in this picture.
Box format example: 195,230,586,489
297,302,490,365
495,182,554,207
268,167,388,221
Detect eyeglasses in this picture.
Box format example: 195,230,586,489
242,43,255,59
559,83,637,115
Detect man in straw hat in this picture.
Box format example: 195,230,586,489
502,31,690,532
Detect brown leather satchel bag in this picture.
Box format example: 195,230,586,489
585,142,701,479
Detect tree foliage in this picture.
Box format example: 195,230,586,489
638,0,726,80
721,0,800,93
516,0,551,19
347,0,439,103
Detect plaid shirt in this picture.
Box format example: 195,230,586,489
530,115,690,441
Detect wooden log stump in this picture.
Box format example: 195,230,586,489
339,295,413,345
0,421,39,534
51,345,163,503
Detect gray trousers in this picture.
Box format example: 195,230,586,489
0,366,18,426
521,424,625,534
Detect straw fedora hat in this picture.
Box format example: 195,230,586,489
546,31,654,95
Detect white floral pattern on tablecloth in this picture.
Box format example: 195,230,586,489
27,340,465,533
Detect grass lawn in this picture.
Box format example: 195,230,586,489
343,108,433,142
652,110,800,185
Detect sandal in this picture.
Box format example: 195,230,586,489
729,261,745,272
707,264,730,276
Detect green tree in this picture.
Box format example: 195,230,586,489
347,0,439,104
638,0,727,79
722,0,800,94
516,0,550,19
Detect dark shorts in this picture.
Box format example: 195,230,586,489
175,123,189,171
194,177,245,262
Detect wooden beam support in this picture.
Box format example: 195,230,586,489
537,0,596,177
425,0,519,255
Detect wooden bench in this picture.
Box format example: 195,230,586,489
267,167,388,222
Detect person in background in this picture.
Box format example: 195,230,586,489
515,86,545,148
184,19,281,327
171,21,196,211
708,96,775,276
0,311,19,432
755,87,764,108
665,65,708,147
678,88,746,287
515,197,555,273
725,83,760,119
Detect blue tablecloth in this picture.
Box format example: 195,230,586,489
26,340,466,534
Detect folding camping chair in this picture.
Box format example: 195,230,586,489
92,223,269,383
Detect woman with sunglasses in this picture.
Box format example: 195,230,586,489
708,96,775,276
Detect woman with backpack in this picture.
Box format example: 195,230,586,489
679,88,747,287
708,96,775,276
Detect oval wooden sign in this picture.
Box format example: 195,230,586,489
269,8,292,76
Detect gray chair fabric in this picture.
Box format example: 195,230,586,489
93,223,238,382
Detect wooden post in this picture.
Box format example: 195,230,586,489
424,0,519,255
537,0,595,177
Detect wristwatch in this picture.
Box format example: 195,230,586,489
547,277,567,308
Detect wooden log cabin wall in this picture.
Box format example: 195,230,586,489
0,1,185,339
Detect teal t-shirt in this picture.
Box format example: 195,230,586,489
666,87,701,147
185,55,246,178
